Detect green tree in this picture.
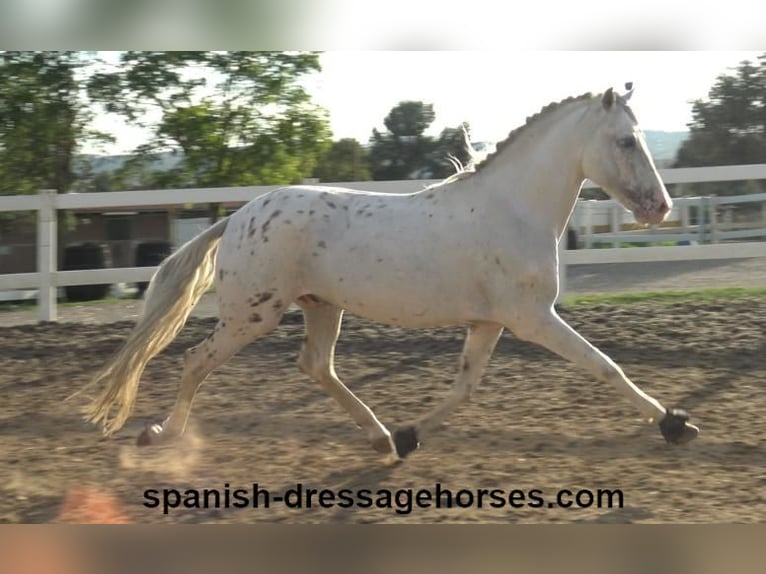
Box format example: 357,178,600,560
428,125,474,179
0,51,106,196
369,101,436,180
673,53,766,196
87,51,331,188
369,101,471,180
312,138,371,182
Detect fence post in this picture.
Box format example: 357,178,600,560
584,200,593,249
681,202,690,235
699,196,708,243
610,203,621,248
557,235,567,304
709,195,719,244
37,189,57,322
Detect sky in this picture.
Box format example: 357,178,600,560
90,51,763,155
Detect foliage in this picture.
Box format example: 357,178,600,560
312,138,371,182
0,51,108,196
87,51,331,188
673,53,766,196
368,101,472,181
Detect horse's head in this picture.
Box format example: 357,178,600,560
581,84,672,225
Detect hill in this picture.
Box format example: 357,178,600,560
75,131,689,181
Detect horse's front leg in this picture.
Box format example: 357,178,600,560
392,322,504,459
508,305,699,444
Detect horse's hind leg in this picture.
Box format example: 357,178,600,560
392,322,504,458
137,314,280,446
297,299,396,457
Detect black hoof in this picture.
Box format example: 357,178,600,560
136,423,163,446
393,426,420,458
659,408,699,444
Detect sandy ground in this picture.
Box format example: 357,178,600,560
1,257,764,522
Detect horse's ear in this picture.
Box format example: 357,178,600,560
602,87,615,109
623,82,634,101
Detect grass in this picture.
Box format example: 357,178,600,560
560,286,766,306
3,286,766,315
0,296,125,312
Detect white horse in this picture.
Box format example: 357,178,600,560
79,86,699,460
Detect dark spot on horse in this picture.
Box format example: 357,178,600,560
284,219,292,224
309,210,315,215
250,313,262,323
376,257,383,263
252,292,273,306
426,193,435,199
317,240,326,248
356,209,365,215
221,322,227,328
320,191,328,198
326,201,336,209
462,359,470,372
250,250,254,255
273,299,283,309
366,213,372,217
339,277,344,282
263,237,269,243
298,194,304,198
495,256,501,266
297,210,305,214
471,208,475,213
260,209,281,236
342,205,348,211
263,198,271,207
428,214,433,218
312,252,319,257
218,269,224,281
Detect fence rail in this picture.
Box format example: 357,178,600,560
2,163,766,322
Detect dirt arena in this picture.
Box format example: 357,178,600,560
1,259,765,524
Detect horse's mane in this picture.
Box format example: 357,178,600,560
428,91,596,190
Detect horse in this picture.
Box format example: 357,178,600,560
77,85,699,461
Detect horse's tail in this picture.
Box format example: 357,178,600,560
76,217,230,435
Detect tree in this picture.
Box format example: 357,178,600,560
369,101,436,180
313,138,371,182
87,51,331,188
428,125,474,179
368,101,472,181
0,51,106,196
673,53,766,196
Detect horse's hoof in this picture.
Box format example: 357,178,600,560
393,426,420,458
371,434,395,455
659,408,699,444
136,423,164,447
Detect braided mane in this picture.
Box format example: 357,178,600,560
428,92,596,189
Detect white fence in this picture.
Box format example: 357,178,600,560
573,193,766,247
1,164,766,322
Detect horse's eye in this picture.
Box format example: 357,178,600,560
618,135,637,149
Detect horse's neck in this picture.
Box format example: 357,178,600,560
471,103,589,240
